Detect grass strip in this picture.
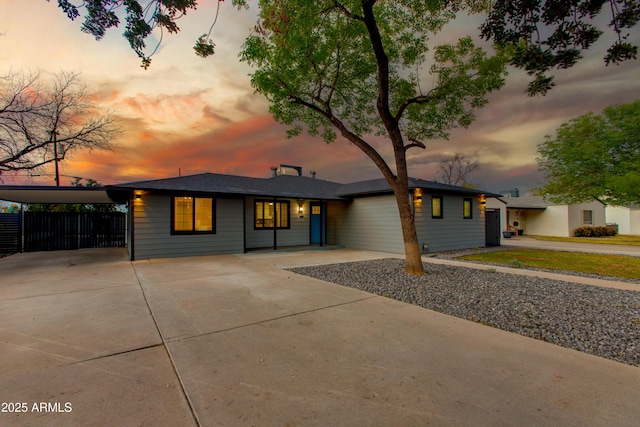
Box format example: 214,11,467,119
459,249,640,280
531,235,640,246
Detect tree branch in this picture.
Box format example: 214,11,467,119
404,138,426,152
394,89,439,123
326,1,364,21
288,93,395,180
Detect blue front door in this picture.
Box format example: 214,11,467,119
310,202,326,244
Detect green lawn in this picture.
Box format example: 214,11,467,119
530,234,640,246
459,249,640,280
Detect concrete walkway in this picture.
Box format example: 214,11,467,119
502,236,640,257
1,248,639,426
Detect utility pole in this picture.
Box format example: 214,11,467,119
52,130,60,186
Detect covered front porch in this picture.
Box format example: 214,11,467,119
244,197,336,252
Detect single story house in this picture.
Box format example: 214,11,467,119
605,204,640,235
485,195,606,237
106,170,500,260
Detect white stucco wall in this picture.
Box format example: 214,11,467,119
632,209,640,235
522,205,569,236
503,199,606,237
567,200,606,233
606,206,640,235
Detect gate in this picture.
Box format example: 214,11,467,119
0,213,21,253
485,209,501,247
23,212,126,252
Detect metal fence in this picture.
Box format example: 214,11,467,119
21,212,126,252
0,213,21,253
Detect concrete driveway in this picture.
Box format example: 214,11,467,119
1,248,639,426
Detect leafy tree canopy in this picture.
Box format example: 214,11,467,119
481,0,640,95
241,1,507,146
53,0,248,68
536,100,640,205
52,1,639,90
238,0,509,274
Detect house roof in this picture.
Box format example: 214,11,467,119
502,195,550,209
5,172,502,205
107,172,345,201
503,195,607,209
336,177,501,198
608,203,640,209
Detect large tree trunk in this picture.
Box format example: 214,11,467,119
391,181,425,275
360,2,425,275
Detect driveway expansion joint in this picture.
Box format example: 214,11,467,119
164,295,379,344
63,343,165,366
0,283,137,302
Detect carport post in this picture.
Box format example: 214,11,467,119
20,203,24,253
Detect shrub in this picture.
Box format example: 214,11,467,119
574,226,593,237
573,226,617,237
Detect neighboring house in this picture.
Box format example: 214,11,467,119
486,195,606,237
605,204,640,235
106,170,499,260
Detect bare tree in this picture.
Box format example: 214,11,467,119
436,153,480,188
0,71,118,183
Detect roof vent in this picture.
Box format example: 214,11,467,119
270,166,278,177
310,170,316,179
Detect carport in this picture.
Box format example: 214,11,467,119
0,185,125,252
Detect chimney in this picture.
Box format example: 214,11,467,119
271,166,278,177
310,170,316,179
279,164,302,176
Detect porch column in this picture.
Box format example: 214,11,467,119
273,197,277,250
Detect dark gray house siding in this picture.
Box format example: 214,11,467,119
331,193,485,254
325,201,344,246
332,195,405,254
131,194,244,259
108,172,498,260
415,195,485,252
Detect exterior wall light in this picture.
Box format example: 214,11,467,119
413,188,423,205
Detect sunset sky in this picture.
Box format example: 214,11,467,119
1,0,639,193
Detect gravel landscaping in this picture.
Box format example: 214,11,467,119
288,258,640,367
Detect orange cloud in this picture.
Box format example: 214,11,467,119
62,112,373,185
